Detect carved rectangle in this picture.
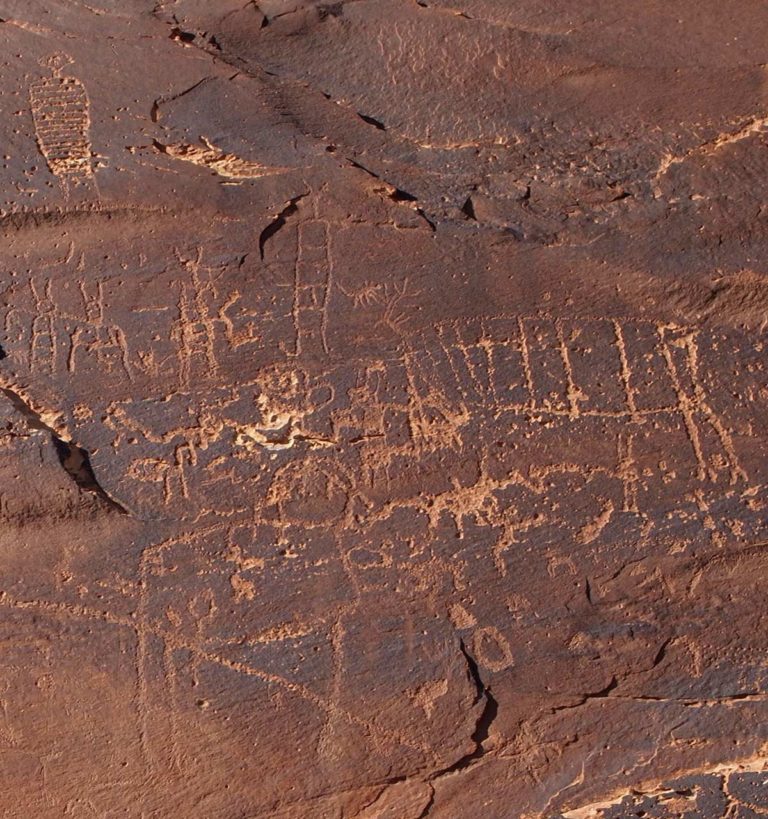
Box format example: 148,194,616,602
523,317,568,412
563,318,626,415
483,316,530,409
620,321,678,412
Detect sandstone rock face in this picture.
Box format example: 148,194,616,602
0,2,767,816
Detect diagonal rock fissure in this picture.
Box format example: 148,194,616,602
550,676,619,714
258,191,309,259
415,786,436,819
431,640,499,779
459,638,499,754
347,160,437,230
154,16,444,227
410,640,500,816
0,387,130,515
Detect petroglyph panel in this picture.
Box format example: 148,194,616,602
2,2,768,815
5,288,752,538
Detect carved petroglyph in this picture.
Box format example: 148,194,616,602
337,276,422,339
1,248,750,557
472,626,514,673
126,523,434,775
28,277,59,376
3,5,768,814
19,242,746,511
4,273,131,378
264,195,427,359
268,459,353,527
378,278,421,338
405,315,748,485
1,244,264,386
616,432,639,514
68,279,132,379
1,236,760,704
0,579,428,784
171,248,223,388
291,203,334,357
65,302,752,539
1,277,765,805
29,55,95,195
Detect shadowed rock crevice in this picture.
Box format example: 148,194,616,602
459,639,499,756
426,639,500,782
348,159,437,229
258,191,309,259
357,111,386,131
0,386,129,515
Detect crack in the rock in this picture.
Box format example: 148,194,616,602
353,775,411,815
412,0,577,36
650,636,672,668
169,26,197,43
258,192,310,259
461,195,476,220
0,387,129,515
357,111,387,131
546,636,675,716
415,785,436,819
459,639,499,753
653,114,768,194
436,640,499,776
550,676,619,714
150,8,458,229
151,76,211,123
552,684,768,711
561,755,768,818
348,159,436,230
410,640,499,816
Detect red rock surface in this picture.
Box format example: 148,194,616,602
0,1,767,816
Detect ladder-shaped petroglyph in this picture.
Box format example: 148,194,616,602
656,325,748,485
3,276,74,375
29,55,96,195
261,193,335,358
287,199,334,358
28,278,59,376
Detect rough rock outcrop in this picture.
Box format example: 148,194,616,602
0,1,767,816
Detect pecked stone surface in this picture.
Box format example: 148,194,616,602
0,1,767,816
